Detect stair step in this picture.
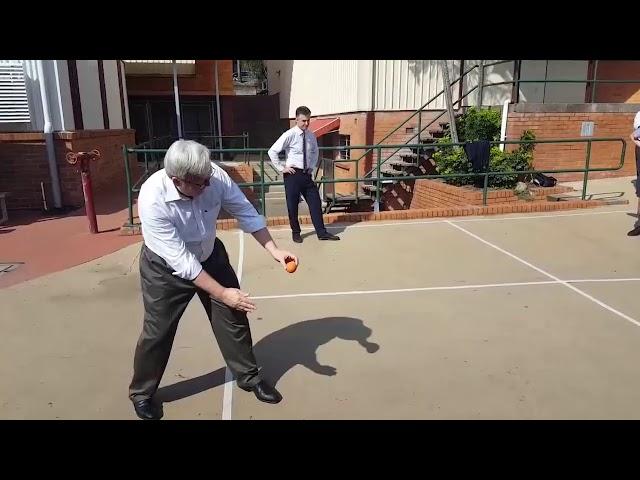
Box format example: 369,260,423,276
389,159,417,168
325,193,374,202
396,147,414,156
381,168,402,177
547,193,629,206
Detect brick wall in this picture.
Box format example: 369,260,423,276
0,142,51,210
0,130,136,210
219,162,256,202
333,112,368,196
125,60,235,96
507,111,636,181
373,110,452,144
216,162,257,220
409,179,573,209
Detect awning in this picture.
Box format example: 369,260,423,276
310,117,340,138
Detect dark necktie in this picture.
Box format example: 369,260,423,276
302,130,307,171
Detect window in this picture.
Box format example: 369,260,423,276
339,135,350,160
0,60,30,123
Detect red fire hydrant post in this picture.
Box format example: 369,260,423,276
66,149,101,234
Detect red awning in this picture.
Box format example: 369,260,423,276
310,117,340,138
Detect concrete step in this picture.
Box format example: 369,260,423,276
547,193,629,205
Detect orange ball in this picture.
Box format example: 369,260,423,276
286,260,297,273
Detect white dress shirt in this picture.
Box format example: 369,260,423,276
137,162,266,280
267,125,319,172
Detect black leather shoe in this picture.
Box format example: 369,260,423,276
628,226,640,236
318,232,340,241
292,233,303,243
133,399,163,420
242,381,282,404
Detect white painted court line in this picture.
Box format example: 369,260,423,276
264,209,629,233
236,230,244,283
445,220,640,328
250,277,640,301
221,231,244,420
251,281,561,300
454,210,629,223
567,278,640,284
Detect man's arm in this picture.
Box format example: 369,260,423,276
267,131,295,174
193,271,256,312
251,227,298,269
310,132,320,171
630,132,640,148
220,172,298,269
139,195,254,312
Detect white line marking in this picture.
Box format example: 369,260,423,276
222,368,234,421
236,230,244,284
263,209,629,233
222,231,244,420
567,278,640,284
454,210,629,223
249,277,640,300
252,281,561,300
446,220,640,328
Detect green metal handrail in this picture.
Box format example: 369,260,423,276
360,60,640,180
122,137,626,226
352,63,481,167
361,83,480,180
478,60,640,104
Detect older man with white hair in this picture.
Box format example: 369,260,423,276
129,139,297,420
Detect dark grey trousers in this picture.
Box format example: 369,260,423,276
129,239,260,402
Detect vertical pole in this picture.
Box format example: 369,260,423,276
172,60,183,139
440,60,458,143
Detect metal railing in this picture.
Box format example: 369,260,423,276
478,59,640,105
358,60,640,181
355,63,481,178
182,132,249,162
131,133,249,162
122,137,626,226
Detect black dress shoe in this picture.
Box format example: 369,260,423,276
241,380,282,404
133,399,163,420
318,232,340,241
292,232,302,243
628,226,640,236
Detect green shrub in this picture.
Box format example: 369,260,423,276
455,106,502,142
432,144,473,186
433,105,537,189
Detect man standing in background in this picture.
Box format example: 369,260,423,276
268,106,340,243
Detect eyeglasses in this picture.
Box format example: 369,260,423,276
180,176,210,189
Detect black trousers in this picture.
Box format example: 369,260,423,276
129,239,260,402
284,169,327,235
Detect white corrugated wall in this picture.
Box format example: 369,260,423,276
266,60,591,118
373,60,462,110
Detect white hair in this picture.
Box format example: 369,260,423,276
164,140,213,179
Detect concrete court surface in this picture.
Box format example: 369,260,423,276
2,197,640,419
